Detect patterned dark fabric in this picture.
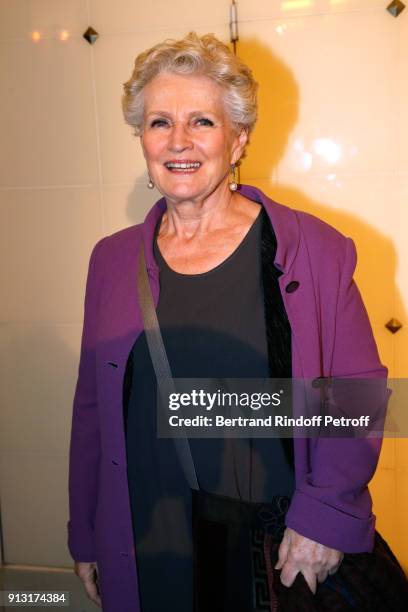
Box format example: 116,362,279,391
265,527,408,612
192,489,408,612
192,488,289,611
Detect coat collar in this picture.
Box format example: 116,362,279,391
141,183,300,278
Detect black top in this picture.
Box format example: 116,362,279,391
124,206,295,611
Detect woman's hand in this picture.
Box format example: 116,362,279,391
74,561,102,608
274,527,344,594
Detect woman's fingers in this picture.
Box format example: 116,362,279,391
279,558,317,594
301,568,317,594
74,562,102,608
83,571,102,607
317,569,329,583
328,552,344,575
274,527,344,594
274,527,290,570
279,559,317,594
278,558,299,588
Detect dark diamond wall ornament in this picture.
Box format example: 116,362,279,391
385,318,403,334
387,0,406,17
83,26,99,45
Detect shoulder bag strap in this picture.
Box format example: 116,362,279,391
137,240,200,491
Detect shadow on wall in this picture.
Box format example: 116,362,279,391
237,36,407,569
236,36,405,373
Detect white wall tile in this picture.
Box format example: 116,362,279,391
0,451,72,566
372,324,394,378
90,0,229,33
394,173,408,324
239,10,398,177
378,439,396,471
396,439,408,470
394,467,408,573
0,0,89,41
369,466,397,552
397,8,408,172
103,183,164,236
239,0,386,23
92,32,149,187
0,37,99,188
0,187,103,323
395,326,408,378
0,323,82,454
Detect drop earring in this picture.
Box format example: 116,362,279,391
229,163,238,191
147,174,154,189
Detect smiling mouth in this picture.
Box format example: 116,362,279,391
165,161,202,172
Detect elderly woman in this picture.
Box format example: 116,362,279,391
68,32,408,612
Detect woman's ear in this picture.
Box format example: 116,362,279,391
139,134,147,160
231,126,249,164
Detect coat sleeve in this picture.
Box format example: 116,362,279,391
284,236,389,553
67,237,106,562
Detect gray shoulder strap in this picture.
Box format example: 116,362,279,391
137,241,199,491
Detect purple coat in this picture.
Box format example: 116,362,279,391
67,184,387,611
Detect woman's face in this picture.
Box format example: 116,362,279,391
140,71,247,205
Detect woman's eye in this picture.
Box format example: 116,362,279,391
150,119,168,128
196,118,214,126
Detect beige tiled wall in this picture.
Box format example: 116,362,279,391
1,0,407,573
0,0,230,567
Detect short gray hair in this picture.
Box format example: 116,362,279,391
122,31,258,162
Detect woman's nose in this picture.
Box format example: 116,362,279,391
167,122,193,151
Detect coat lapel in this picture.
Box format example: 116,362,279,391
239,185,322,379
